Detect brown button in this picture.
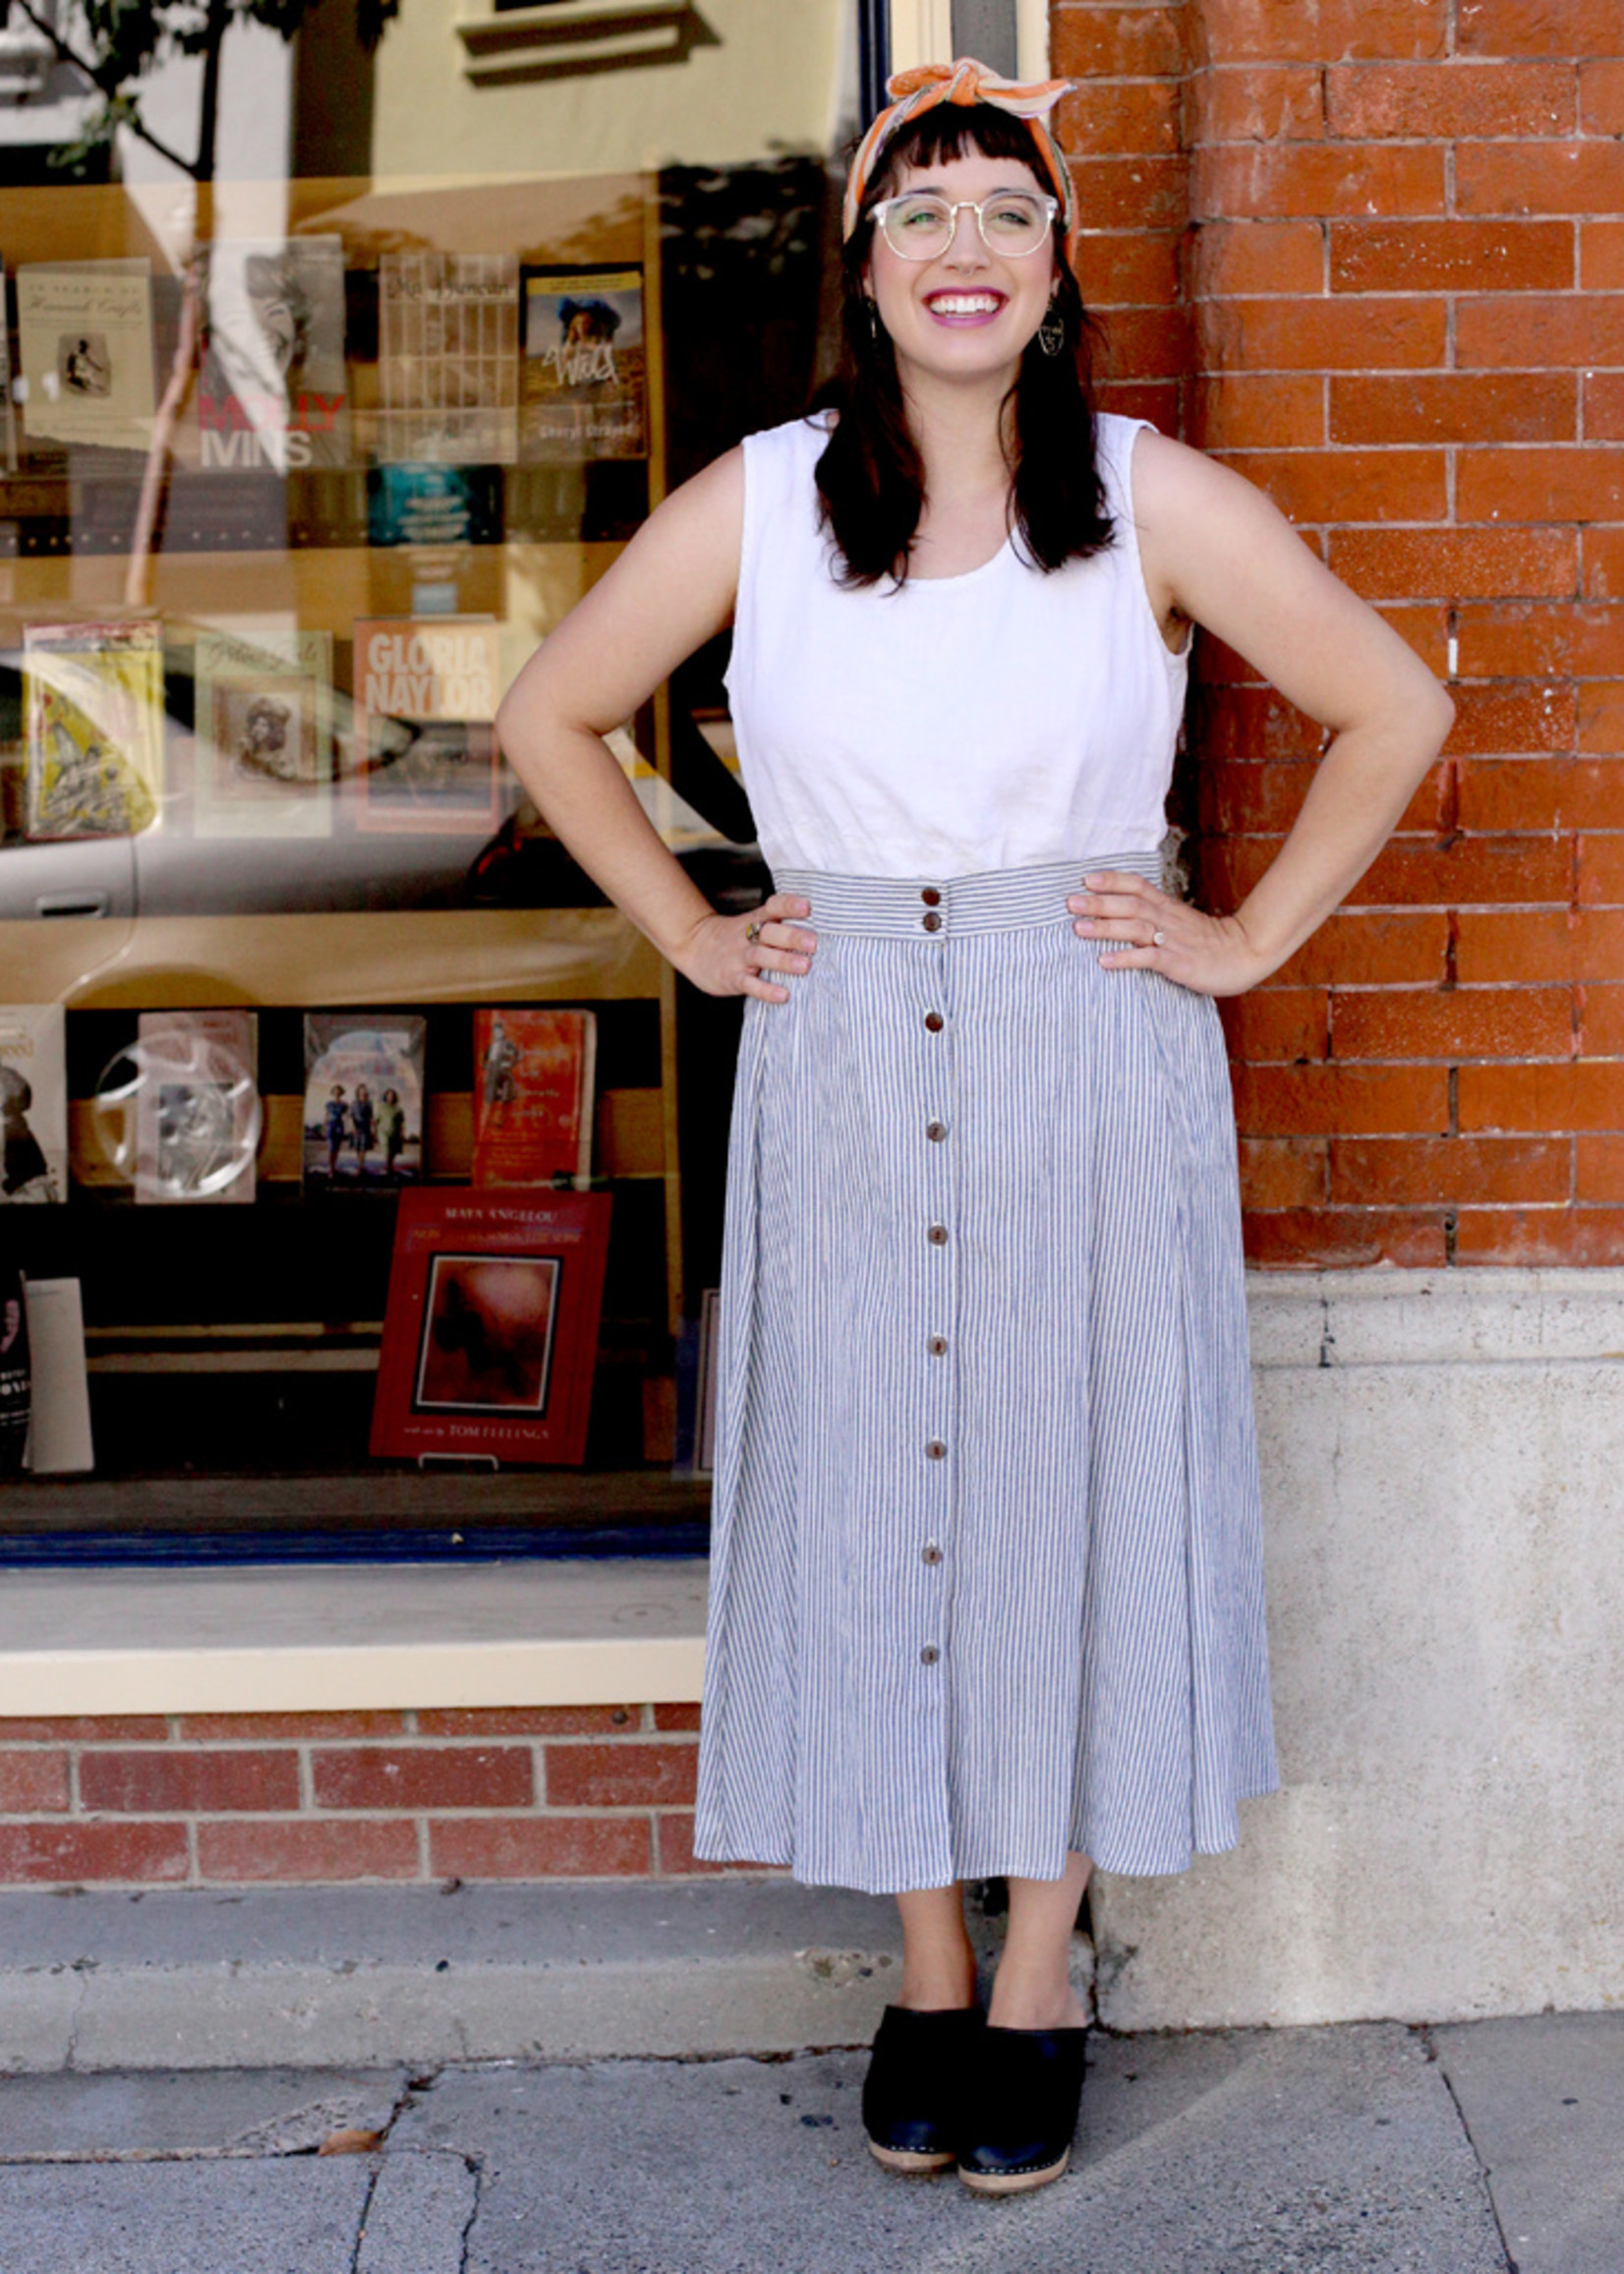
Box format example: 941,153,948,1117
927,1224,948,1246
920,1644,940,1665
926,1439,947,1460
922,911,942,933
924,1012,944,1033
922,1543,943,1565
926,1120,947,1141
921,887,942,907
928,1336,948,1357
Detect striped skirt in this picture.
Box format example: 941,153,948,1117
691,856,1279,1895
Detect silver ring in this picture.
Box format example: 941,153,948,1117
745,920,763,944
1152,928,1166,947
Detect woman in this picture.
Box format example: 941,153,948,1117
495,59,1453,2197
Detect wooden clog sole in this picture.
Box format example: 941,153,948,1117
957,2145,1070,2195
867,2137,957,2174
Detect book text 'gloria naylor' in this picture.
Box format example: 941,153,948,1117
363,630,495,718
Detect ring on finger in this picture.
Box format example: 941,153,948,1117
744,920,763,944
1152,928,1167,947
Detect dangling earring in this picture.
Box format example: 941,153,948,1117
861,298,880,345
1036,301,1066,359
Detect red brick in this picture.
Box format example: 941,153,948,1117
1458,143,1624,216
1456,907,1624,982
1330,987,1573,1059
1328,525,1576,600
1243,1209,1450,1266
1330,373,1574,446
1202,297,1447,372
1071,155,1189,233
1230,1064,1450,1136
1096,379,1181,428
1447,681,1577,755
1579,987,1624,1053
1459,448,1624,526
1459,0,1624,59
1329,218,1574,294
0,1752,70,1812
1329,1135,1570,1204
1196,0,1449,64
1200,760,1316,833
1189,374,1326,449
1583,529,1624,602
1583,374,1624,442
1202,688,1329,760
1459,1062,1624,1131
651,1703,703,1731
1193,143,1447,221
1187,220,1326,299
1575,1135,1624,1198
429,1816,654,1880
653,1812,787,1878
312,1746,533,1810
1457,293,1624,369
415,1707,640,1737
79,1750,300,1815
1581,222,1624,289
1075,230,1181,310
1187,66,1326,144
0,1718,168,1741
1098,304,1192,380
1579,835,1624,904
1454,1208,1624,1264
1458,758,1624,832
175,1713,405,1741
1272,910,1451,986
1219,989,1330,1060
544,1739,698,1810
198,1819,420,1884
1057,80,1180,156
0,1823,188,1885
1349,836,1573,906
1580,58,1624,132
1380,606,1451,675
1327,59,1575,137
1217,447,1447,524
1579,689,1624,755
1453,603,1624,676
1239,1136,1330,1209
1052,5,1187,79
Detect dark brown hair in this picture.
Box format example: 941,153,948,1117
815,102,1113,589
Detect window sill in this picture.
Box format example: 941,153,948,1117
0,1556,708,1717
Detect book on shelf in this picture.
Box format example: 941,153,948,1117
134,1010,260,1206
0,1261,29,1476
194,236,350,472
0,1007,66,1205
194,627,333,839
23,619,164,840
520,267,648,463
20,1276,92,1474
353,617,502,836
370,1186,612,1467
472,1010,597,1190
303,1013,427,1195
373,253,519,465
16,260,156,454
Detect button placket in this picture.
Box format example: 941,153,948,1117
918,883,957,1694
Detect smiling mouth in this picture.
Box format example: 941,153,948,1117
925,292,1005,319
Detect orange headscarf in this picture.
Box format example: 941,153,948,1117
842,57,1078,264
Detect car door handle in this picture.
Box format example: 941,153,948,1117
35,891,110,918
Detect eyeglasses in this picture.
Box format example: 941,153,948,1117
869,190,1059,261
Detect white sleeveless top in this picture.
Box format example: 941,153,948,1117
724,409,1188,880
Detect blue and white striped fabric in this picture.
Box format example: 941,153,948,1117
691,853,1279,1895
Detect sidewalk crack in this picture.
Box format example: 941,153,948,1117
1421,2025,1520,2274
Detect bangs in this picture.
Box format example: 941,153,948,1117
866,101,1052,202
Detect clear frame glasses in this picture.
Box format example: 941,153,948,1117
870,190,1060,261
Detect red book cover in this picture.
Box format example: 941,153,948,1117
370,1187,610,1466
472,1009,596,1189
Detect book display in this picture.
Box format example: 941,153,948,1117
194,237,350,473
473,1009,597,1189
303,1014,428,1194
133,1011,260,1205
520,269,648,463
15,260,156,456
194,628,334,839
24,621,164,841
0,1008,66,1204
354,618,502,835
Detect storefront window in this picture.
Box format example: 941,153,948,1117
0,0,865,1553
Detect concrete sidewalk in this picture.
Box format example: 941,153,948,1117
0,2013,1619,2273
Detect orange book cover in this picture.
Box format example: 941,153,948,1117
472,1009,596,1189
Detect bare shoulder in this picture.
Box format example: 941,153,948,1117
1131,426,1283,538
623,444,745,585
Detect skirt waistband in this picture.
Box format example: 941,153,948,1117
772,852,1162,938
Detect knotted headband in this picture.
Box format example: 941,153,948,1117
841,57,1079,264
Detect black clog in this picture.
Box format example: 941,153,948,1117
956,2021,1088,2194
861,2001,985,2173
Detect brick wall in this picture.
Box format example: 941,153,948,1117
1058,0,1624,1265
0,1710,781,1889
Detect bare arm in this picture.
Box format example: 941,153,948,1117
493,447,813,1002
1069,429,1455,994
